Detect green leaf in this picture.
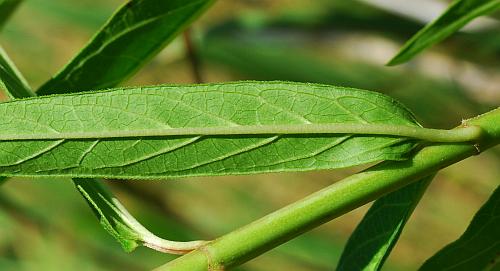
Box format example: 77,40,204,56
0,0,21,29
337,175,434,271
37,0,214,95
388,0,500,65
74,179,206,253
0,46,35,99
419,185,500,271
30,0,214,252
0,81,420,179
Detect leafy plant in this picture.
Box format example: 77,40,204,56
0,1,498,270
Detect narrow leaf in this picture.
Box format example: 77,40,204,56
388,0,500,65
419,185,500,271
37,0,214,95
0,81,419,179
0,0,21,29
74,179,206,253
337,175,434,271
0,46,35,98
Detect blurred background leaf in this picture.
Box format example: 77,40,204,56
337,175,435,271
420,185,500,271
388,0,500,65
0,0,498,270
0,0,22,30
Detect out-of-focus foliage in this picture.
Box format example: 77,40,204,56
420,185,500,271
0,1,498,270
337,176,434,271
388,0,500,65
0,0,21,29
0,45,33,98
38,0,214,95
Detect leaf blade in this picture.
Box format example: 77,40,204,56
419,185,500,271
337,175,434,271
37,0,214,95
0,81,419,179
388,0,500,66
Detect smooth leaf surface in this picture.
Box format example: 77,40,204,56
388,0,500,65
419,185,500,271
37,0,214,95
0,81,419,179
337,175,434,271
0,0,21,29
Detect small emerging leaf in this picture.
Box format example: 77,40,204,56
0,81,419,179
388,0,500,65
337,175,434,271
419,185,500,271
37,0,215,95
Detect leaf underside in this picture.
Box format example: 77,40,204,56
0,81,419,179
388,0,500,65
337,175,434,271
419,185,500,271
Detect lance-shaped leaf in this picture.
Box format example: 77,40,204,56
337,175,434,271
0,81,421,179
419,185,500,271
388,0,500,66
37,0,214,95
0,0,22,29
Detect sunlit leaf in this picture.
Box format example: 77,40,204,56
0,81,419,179
337,175,434,271
419,185,500,271
37,0,214,95
388,0,500,65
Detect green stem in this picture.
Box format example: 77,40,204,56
0,123,484,143
155,108,500,271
